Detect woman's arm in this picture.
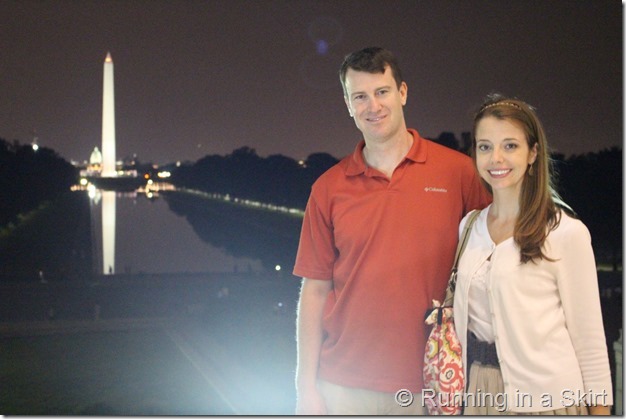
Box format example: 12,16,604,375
555,219,613,411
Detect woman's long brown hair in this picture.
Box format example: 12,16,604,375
472,94,572,264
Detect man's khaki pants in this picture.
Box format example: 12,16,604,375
318,379,428,415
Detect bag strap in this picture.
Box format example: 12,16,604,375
443,209,481,306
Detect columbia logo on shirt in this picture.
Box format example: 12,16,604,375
424,187,448,193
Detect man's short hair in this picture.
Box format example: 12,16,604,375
339,47,404,96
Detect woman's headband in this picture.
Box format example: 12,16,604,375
479,101,522,113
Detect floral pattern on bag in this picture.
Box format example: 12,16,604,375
423,299,464,415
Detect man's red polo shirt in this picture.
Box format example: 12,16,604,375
293,129,491,393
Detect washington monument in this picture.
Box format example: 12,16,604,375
101,52,116,177
101,52,116,275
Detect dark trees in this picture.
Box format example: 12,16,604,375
171,147,338,209
554,147,622,270
0,138,77,227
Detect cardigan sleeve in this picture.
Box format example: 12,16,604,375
554,218,613,405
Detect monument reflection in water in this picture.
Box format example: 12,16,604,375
87,184,265,276
87,188,114,275
102,191,116,274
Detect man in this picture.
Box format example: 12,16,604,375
293,47,491,415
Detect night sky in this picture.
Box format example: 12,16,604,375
1,0,622,165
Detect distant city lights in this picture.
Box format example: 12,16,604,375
71,179,305,218
185,189,304,217
87,183,97,199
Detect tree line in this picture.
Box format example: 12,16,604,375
170,146,339,209
0,138,77,228
170,134,622,270
0,134,621,270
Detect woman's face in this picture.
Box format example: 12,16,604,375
474,116,537,196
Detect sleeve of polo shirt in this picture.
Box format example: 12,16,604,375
293,192,336,281
461,158,492,213
555,219,613,404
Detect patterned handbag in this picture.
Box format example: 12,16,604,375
423,210,480,415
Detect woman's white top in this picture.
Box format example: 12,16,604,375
467,257,495,343
454,205,613,412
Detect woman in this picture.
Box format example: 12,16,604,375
453,95,613,415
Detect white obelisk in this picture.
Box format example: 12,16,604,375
101,52,116,177
101,52,116,275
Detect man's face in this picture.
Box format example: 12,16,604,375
343,66,407,142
